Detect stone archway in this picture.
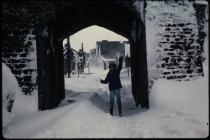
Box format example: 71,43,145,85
36,1,148,110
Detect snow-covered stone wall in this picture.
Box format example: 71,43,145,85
2,62,38,128
2,34,37,95
145,0,205,81
2,62,20,127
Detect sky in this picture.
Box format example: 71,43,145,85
63,25,128,53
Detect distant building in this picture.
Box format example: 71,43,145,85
96,40,125,59
92,40,130,69
63,47,90,75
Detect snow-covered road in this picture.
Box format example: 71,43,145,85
3,66,209,138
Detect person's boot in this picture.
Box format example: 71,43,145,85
119,108,122,117
110,108,113,116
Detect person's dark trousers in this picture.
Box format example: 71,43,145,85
110,89,122,116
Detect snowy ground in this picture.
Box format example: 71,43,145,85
3,66,209,138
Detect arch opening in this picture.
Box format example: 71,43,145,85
36,2,149,110
62,25,133,115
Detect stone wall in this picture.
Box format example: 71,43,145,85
145,0,204,81
2,34,37,95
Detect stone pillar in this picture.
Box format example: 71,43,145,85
36,23,53,110
36,22,65,110
130,18,149,109
53,38,65,102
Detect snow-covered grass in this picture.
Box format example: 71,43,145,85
3,65,208,138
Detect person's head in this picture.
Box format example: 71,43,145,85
109,63,117,71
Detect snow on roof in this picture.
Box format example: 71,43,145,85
195,0,208,5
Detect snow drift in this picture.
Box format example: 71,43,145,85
2,63,20,127
2,62,38,128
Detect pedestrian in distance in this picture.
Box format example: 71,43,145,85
100,56,124,117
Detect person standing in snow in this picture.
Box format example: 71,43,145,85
100,56,124,117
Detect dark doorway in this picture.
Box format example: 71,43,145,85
36,1,148,110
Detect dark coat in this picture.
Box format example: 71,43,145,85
101,59,123,91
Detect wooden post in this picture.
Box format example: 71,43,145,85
128,67,129,77
36,24,54,110
77,63,79,78
81,42,85,73
88,60,90,73
67,37,72,78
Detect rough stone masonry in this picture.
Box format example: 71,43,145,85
2,0,207,96
2,34,37,95
145,0,206,81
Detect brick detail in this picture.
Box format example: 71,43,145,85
2,37,37,95
146,1,204,81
